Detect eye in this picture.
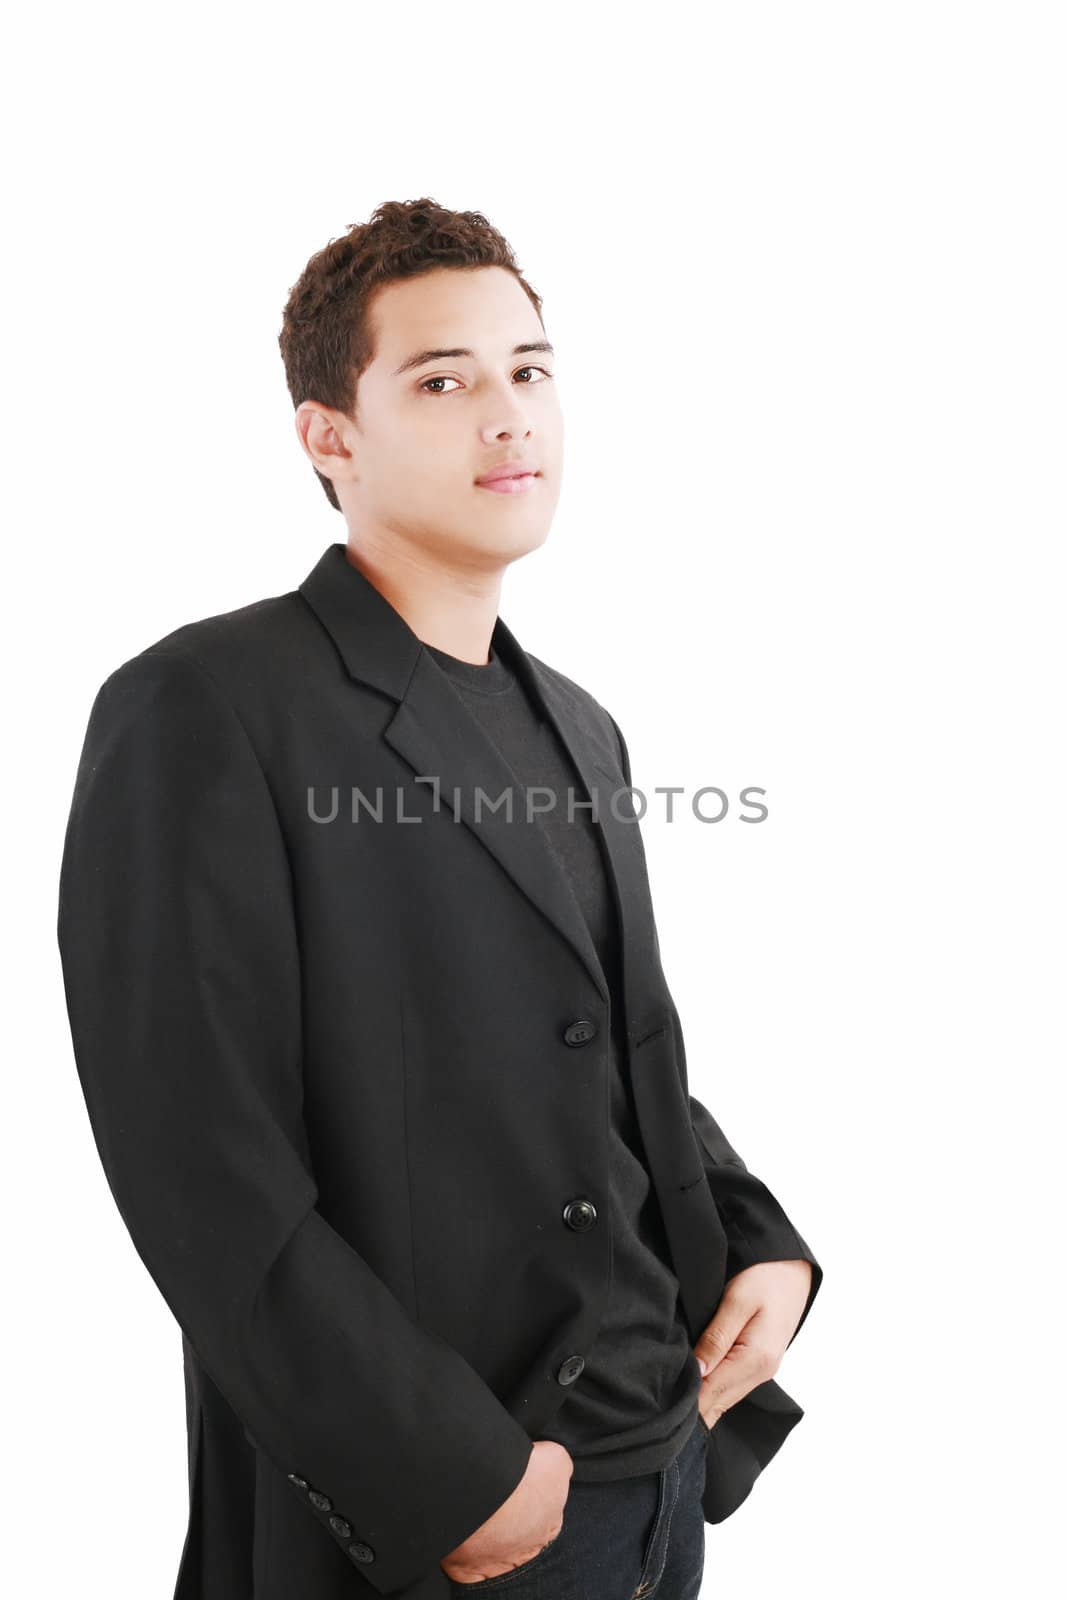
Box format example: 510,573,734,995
418,365,554,395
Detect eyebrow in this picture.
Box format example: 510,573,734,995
391,340,555,377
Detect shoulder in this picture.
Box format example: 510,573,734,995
115,586,310,692
87,582,325,734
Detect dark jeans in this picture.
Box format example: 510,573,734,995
448,1414,708,1599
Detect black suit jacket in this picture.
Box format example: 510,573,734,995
57,542,823,1599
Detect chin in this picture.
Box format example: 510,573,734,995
503,521,552,558
465,523,551,569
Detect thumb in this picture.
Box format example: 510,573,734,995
694,1300,745,1379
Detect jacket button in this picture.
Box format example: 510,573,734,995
557,1354,585,1385
348,1542,376,1563
563,1199,597,1231
287,1474,309,1490
563,1019,597,1047
308,1490,333,1511
329,1514,353,1538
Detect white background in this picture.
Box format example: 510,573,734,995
6,2,1063,1594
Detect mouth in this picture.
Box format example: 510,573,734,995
475,470,541,495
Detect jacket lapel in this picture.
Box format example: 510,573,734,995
383,650,611,1005
299,544,630,1007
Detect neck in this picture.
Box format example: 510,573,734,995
343,536,502,665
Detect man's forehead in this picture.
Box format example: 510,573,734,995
369,270,543,360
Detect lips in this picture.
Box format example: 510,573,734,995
475,462,539,486
475,471,539,495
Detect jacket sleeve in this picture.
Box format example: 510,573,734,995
686,1081,822,1345
56,648,533,1595
607,712,823,1348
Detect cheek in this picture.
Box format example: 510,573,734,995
390,431,455,483
540,406,564,460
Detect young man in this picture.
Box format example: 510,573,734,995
57,199,822,1600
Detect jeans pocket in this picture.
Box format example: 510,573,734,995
449,1529,562,1591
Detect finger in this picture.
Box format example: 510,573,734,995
700,1324,783,1416
693,1295,755,1378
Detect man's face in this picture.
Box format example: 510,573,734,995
308,264,563,570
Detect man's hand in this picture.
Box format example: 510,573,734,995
694,1259,813,1430
439,1439,573,1585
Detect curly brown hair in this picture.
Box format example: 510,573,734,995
277,197,545,512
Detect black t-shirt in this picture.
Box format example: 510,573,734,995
422,637,702,1481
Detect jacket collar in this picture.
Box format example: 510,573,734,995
298,543,665,1034
297,540,548,707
